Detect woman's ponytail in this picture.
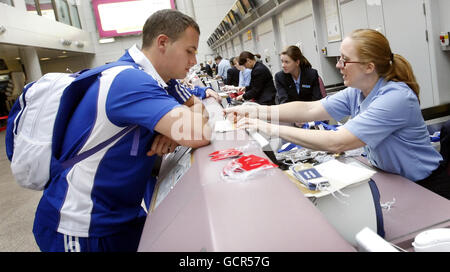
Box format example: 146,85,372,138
384,54,420,103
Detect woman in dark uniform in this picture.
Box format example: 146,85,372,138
275,45,323,104
236,51,277,105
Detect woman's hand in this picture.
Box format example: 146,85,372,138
236,117,278,137
223,105,259,123
147,134,179,156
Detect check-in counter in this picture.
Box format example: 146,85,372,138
138,97,450,252
138,98,355,252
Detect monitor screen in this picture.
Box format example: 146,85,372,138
225,14,233,26
228,11,237,25
220,22,227,33
223,20,231,31
235,1,246,17
92,0,175,38
240,0,255,12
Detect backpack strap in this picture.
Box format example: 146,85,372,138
52,61,141,163
60,125,138,169
73,61,139,83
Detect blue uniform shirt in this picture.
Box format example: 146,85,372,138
292,73,301,94
33,45,192,238
321,78,442,181
217,59,231,80
239,68,252,87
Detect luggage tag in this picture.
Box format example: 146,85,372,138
222,160,239,176
235,155,278,171
209,148,243,161
222,155,278,179
290,164,329,191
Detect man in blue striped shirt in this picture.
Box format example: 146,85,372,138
32,9,212,252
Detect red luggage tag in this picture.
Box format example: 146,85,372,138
234,155,278,171
222,155,278,179
209,148,238,157
229,90,244,99
209,149,243,161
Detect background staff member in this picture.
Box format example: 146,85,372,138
275,45,323,104
222,57,251,92
225,29,449,199
204,61,213,77
238,62,252,88
214,55,231,81
236,51,277,105
225,57,240,87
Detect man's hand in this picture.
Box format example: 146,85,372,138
205,88,221,102
147,134,179,156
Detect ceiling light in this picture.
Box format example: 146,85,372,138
59,38,72,46
74,41,84,48
99,38,115,44
40,57,51,61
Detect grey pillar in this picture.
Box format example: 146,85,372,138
19,47,42,83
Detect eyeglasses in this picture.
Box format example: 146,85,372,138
337,57,364,67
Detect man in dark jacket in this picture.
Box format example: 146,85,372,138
204,61,213,77
225,57,240,87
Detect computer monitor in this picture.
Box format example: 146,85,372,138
228,11,237,25
235,1,246,17
240,0,256,12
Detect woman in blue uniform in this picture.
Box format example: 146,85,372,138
275,45,323,104
225,29,449,199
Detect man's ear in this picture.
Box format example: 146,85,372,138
155,34,170,53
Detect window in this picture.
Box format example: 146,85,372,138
38,0,56,21
54,0,71,25
67,0,81,28
25,0,39,15
53,0,81,28
0,0,14,7
21,0,81,28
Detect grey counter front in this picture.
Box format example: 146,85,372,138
137,98,355,252
362,158,450,250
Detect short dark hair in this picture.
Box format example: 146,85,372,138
214,56,222,61
229,57,236,66
142,9,200,49
238,51,255,66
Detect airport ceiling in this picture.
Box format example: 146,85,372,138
0,43,87,62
